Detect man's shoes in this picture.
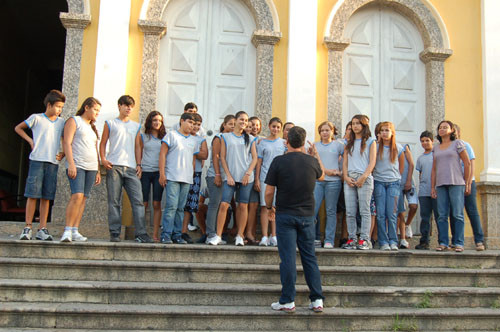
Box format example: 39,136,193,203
415,242,430,250
181,233,193,244
380,244,391,251
196,234,207,244
161,236,173,244
271,301,295,313
390,243,399,251
309,299,324,313
20,227,32,240
72,231,87,242
173,237,187,244
235,235,245,246
35,228,53,241
60,230,72,242
314,240,322,248
110,233,121,242
208,235,222,246
135,233,154,243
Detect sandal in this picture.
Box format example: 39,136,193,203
476,243,485,251
245,238,257,246
455,246,464,252
435,245,449,251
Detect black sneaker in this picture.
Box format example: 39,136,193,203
135,233,154,243
196,234,208,244
173,237,187,244
415,242,430,250
181,233,193,244
221,233,229,243
110,233,121,242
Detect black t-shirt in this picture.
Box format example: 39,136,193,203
265,152,322,217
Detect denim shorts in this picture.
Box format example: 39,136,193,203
24,160,59,200
67,168,97,198
398,187,418,213
222,181,254,204
140,171,164,202
249,188,260,203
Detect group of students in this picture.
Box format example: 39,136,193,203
15,89,483,252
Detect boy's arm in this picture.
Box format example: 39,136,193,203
196,140,208,160
100,123,112,169
159,142,168,187
254,158,263,192
135,133,142,178
404,145,415,191
14,121,34,150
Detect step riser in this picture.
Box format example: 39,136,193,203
1,242,497,269
2,286,500,309
1,264,499,287
2,312,500,331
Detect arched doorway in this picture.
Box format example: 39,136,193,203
158,0,256,132
342,4,425,155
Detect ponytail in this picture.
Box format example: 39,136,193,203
76,97,101,139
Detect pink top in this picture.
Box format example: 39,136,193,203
432,139,466,187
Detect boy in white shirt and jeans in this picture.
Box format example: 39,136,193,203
15,90,66,241
100,95,153,243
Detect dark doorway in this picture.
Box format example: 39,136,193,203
0,0,67,219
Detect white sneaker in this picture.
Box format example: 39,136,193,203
309,299,324,313
405,225,413,238
390,243,399,251
35,228,53,241
380,244,391,251
20,227,32,240
208,235,222,246
60,230,72,242
72,231,87,242
400,239,409,249
259,236,269,246
269,236,278,247
323,242,333,249
271,301,295,312
235,235,245,246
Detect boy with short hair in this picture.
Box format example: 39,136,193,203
181,113,208,243
99,95,153,243
15,89,66,240
159,113,200,244
171,102,206,137
415,130,438,250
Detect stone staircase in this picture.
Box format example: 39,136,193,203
0,240,500,331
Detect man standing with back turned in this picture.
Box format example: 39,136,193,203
264,126,325,313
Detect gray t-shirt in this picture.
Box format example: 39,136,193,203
221,132,256,183
416,151,433,197
257,138,286,181
315,140,344,182
194,136,206,173
373,143,404,182
162,130,200,184
24,113,65,165
141,133,162,172
433,139,466,187
207,134,225,178
105,118,140,168
67,116,98,171
346,137,376,174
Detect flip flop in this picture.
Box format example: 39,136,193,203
435,245,449,251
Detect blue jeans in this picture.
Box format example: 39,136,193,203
106,166,147,236
205,176,222,238
276,213,324,304
450,181,484,244
313,181,342,244
161,181,190,241
374,180,400,246
436,185,465,247
418,196,438,244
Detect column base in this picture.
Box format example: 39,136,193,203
477,181,500,249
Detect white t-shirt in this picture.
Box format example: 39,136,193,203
221,132,257,183
257,138,286,181
24,113,65,165
105,118,140,168
162,130,200,184
66,116,98,171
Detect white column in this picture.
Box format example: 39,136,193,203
480,0,500,183
93,0,132,133
286,0,318,141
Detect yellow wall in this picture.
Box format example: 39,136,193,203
271,0,289,123
126,0,144,122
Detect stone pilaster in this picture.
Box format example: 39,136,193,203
138,19,167,126
477,182,500,249
251,30,281,135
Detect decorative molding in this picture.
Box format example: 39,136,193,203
138,19,167,36
419,47,453,63
59,12,91,29
251,30,281,47
323,37,350,51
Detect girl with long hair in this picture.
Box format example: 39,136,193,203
245,116,263,243
373,122,405,250
136,111,166,242
312,121,344,248
342,115,376,250
60,97,102,242
431,120,470,252
254,117,286,246
209,111,258,246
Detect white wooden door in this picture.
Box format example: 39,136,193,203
343,6,425,157
158,0,256,134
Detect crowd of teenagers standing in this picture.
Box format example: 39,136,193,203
15,90,484,252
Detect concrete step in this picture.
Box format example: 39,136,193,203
2,279,500,309
1,257,500,287
2,302,500,331
1,240,498,269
